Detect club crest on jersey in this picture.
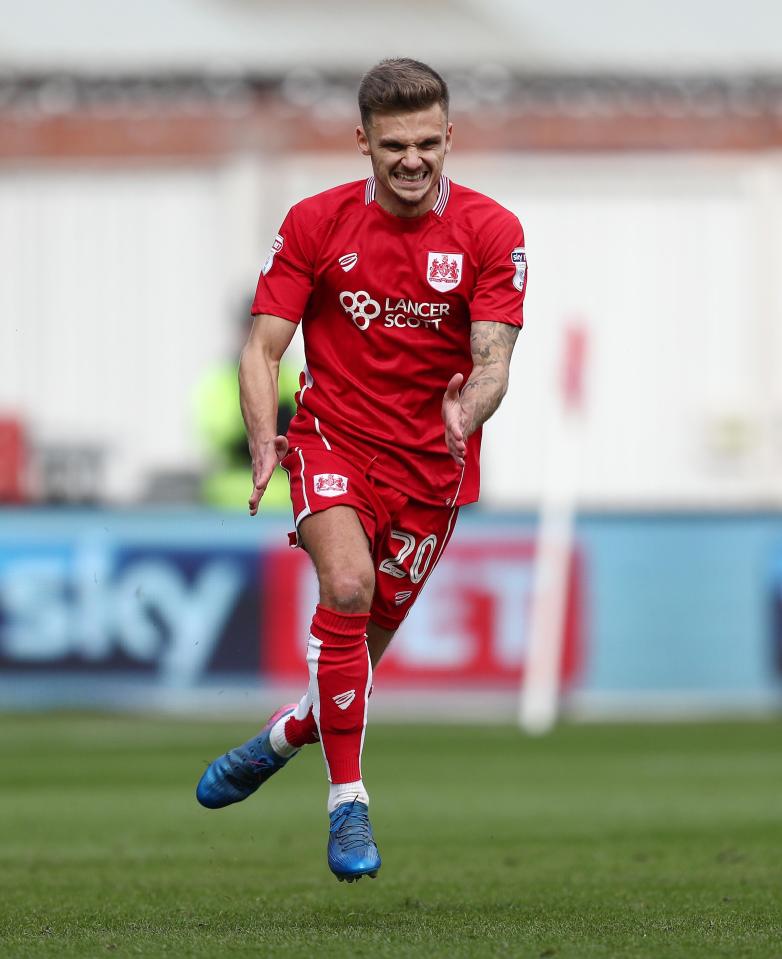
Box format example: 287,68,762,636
511,247,527,292
338,252,358,273
427,252,463,293
313,473,349,498
262,234,284,275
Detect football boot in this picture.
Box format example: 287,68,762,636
327,800,382,882
196,703,298,809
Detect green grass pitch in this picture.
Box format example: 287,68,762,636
1,714,781,958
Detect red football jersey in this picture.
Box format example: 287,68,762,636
251,176,526,507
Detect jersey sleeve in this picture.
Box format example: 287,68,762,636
251,204,313,323
469,213,526,327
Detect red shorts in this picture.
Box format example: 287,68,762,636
281,446,459,631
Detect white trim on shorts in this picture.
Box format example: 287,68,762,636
293,447,311,527
396,506,458,624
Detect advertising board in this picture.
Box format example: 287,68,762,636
0,535,261,683
262,536,583,687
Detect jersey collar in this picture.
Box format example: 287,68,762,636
365,175,451,216
432,175,450,216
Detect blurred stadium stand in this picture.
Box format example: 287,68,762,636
1,0,782,717
0,419,26,504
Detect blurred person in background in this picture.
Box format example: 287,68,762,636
195,305,298,510
196,57,527,882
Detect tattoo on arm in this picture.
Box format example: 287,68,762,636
461,322,520,437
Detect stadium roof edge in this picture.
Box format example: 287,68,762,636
0,0,781,75
4,71,782,115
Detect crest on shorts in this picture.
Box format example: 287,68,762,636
426,252,463,292
262,234,284,276
511,247,527,292
313,473,349,498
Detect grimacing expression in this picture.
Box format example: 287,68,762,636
357,103,452,217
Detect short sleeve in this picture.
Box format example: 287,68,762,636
251,204,313,323
469,214,526,328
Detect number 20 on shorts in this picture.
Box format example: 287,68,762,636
379,531,438,583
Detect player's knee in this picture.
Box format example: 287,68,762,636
320,565,374,613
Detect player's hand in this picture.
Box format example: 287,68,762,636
249,435,289,515
442,373,467,467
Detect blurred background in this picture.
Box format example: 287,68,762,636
2,0,782,722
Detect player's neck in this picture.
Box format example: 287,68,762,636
374,176,440,219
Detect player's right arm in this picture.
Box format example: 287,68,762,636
238,313,297,515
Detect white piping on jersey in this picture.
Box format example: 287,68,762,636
294,447,312,527
314,417,332,451
297,365,331,451
299,363,314,407
450,462,465,507
364,175,450,215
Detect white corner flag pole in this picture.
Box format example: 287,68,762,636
519,320,588,735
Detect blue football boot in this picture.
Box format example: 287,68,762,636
196,703,298,809
327,800,382,882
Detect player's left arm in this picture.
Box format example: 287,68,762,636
442,321,520,467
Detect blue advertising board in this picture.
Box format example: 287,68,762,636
0,508,781,714
0,511,274,686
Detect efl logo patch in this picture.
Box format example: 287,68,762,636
262,234,284,275
332,689,356,710
427,252,463,292
313,473,349,498
511,247,527,292
338,253,358,272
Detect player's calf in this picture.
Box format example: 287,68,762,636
306,604,372,786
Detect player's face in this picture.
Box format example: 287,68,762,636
357,103,452,218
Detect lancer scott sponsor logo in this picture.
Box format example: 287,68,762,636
339,290,449,332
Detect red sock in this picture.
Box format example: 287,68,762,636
284,706,319,747
306,604,371,784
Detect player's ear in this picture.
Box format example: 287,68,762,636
444,122,453,154
356,125,371,156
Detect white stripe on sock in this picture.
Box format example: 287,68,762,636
306,632,328,779
357,640,372,780
293,690,312,721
